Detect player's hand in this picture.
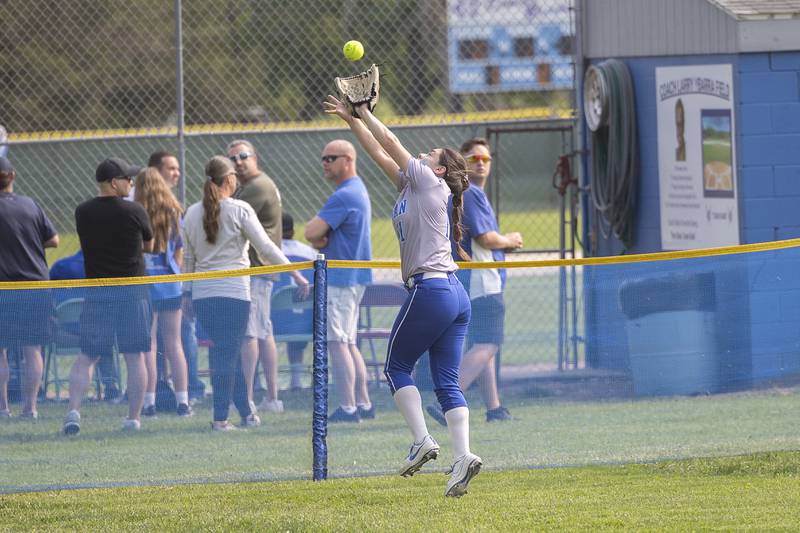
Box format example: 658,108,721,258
505,232,523,250
323,95,353,122
292,273,311,299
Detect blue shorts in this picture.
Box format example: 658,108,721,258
467,294,505,347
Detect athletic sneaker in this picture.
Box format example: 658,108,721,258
242,413,261,427
211,420,238,432
399,434,440,477
426,404,447,427
486,406,512,422
357,405,376,420
445,453,482,497
122,418,141,431
19,410,38,420
176,403,193,417
0,409,12,418
63,410,81,435
328,407,360,423
141,404,157,417
259,398,284,413
249,400,258,414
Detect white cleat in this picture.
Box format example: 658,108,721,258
444,452,482,497
399,434,440,477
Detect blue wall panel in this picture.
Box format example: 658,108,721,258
584,50,800,388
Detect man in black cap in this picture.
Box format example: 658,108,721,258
0,156,59,420
63,158,154,435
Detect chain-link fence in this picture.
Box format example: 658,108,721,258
1,0,579,367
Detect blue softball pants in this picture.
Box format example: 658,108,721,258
384,272,471,413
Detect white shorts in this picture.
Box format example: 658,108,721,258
327,285,365,344
245,277,274,339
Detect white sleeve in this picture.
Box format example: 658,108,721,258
180,218,195,292
240,204,290,266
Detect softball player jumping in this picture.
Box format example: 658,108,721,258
324,94,482,497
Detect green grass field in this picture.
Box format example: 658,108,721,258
1,452,799,530
2,384,798,491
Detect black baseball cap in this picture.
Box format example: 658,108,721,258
0,156,13,174
95,158,141,182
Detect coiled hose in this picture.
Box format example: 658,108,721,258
587,59,638,248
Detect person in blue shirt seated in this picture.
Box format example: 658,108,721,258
49,249,121,402
271,213,316,390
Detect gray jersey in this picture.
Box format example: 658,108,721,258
393,158,458,282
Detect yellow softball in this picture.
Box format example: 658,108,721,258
343,40,364,61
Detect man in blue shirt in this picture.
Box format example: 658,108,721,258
0,157,59,419
305,140,374,423
428,138,523,426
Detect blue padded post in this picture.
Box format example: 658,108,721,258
312,254,328,481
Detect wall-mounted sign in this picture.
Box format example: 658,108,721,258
656,64,739,250
447,0,573,93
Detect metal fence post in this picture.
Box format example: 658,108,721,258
312,253,328,481
174,0,186,205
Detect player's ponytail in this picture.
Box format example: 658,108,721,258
440,148,471,261
202,155,234,244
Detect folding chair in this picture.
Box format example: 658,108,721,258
357,283,407,386
271,284,314,379
43,298,84,400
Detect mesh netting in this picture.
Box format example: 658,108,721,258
2,248,799,493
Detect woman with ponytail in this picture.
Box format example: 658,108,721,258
323,95,480,497
181,156,308,431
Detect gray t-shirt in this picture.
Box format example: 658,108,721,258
393,158,458,282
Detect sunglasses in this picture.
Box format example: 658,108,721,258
466,154,492,164
321,154,347,164
114,176,135,183
229,151,252,163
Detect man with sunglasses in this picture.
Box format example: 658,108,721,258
305,140,373,423
427,138,522,427
227,139,285,414
63,158,154,435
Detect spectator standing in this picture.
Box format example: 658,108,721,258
148,151,205,402
0,157,59,419
426,138,522,426
228,140,284,414
134,167,191,417
304,140,374,422
181,156,307,430
63,158,153,434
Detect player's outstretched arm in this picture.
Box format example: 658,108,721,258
355,104,413,174
323,95,400,188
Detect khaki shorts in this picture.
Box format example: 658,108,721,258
327,285,365,344
245,277,274,339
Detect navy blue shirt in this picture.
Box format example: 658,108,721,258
0,192,56,281
450,186,506,298
318,176,373,287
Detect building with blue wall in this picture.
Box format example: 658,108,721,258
578,0,800,389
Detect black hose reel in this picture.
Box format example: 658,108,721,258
583,59,638,249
